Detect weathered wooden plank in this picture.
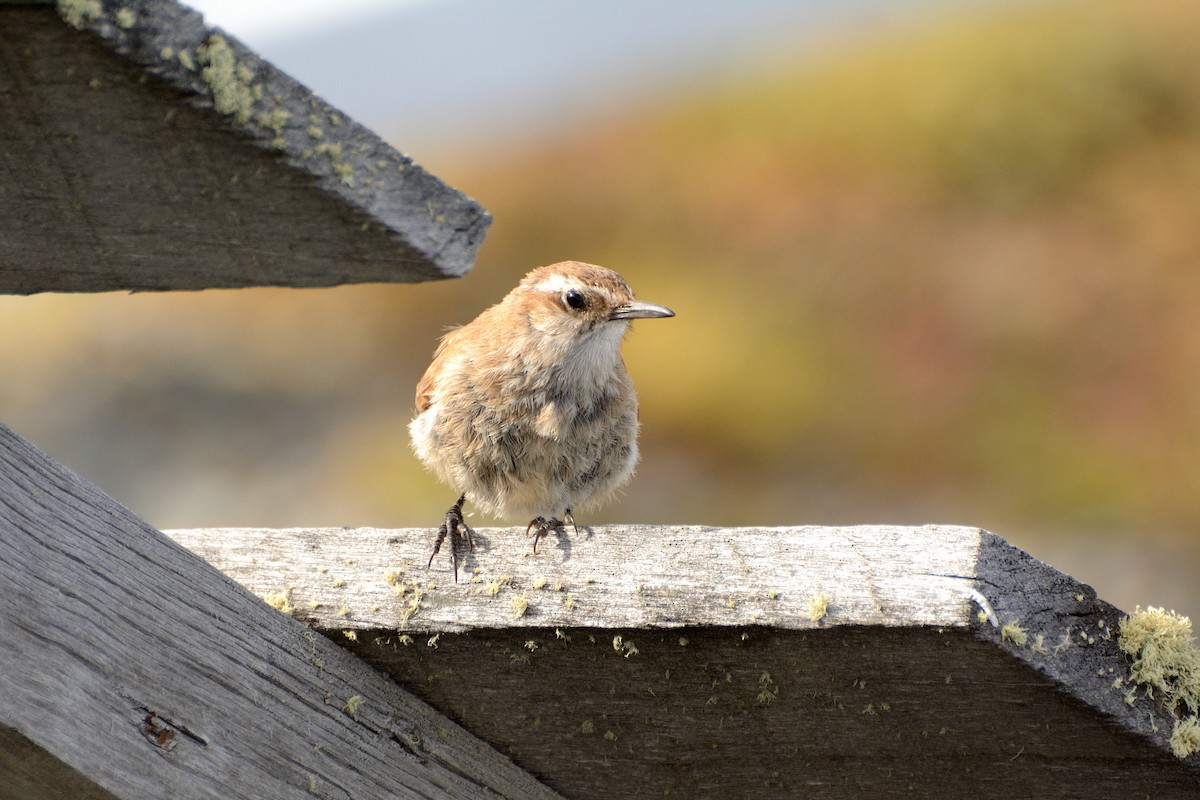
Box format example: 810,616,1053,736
163,524,986,633
165,525,1200,798
0,2,490,293
0,422,561,800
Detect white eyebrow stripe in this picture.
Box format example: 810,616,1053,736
533,274,580,294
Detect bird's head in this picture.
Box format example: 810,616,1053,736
512,262,674,350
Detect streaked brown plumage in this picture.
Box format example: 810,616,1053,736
410,261,674,579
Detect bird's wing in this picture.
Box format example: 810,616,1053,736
414,326,465,412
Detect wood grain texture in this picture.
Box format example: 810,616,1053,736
0,422,560,800
164,524,986,633
165,525,1200,798
0,3,490,293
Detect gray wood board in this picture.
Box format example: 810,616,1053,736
165,524,1200,797
0,3,490,293
0,422,560,800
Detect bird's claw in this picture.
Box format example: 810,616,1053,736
526,509,576,555
427,494,474,583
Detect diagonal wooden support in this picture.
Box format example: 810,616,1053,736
0,422,560,800
166,524,1200,799
0,1,490,293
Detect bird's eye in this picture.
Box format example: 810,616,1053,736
564,289,587,310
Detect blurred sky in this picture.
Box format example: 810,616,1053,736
186,0,949,167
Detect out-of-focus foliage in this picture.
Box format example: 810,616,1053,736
2,1,1199,607
447,0,1200,535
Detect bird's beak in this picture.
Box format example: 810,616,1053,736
609,300,675,321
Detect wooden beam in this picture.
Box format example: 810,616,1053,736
0,2,490,293
166,524,1200,798
0,422,560,800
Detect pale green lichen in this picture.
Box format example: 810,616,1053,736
262,587,295,616
757,671,779,705
256,107,292,135
1118,606,1200,759
1170,716,1200,759
57,0,102,29
343,695,364,720
1000,621,1028,647
481,575,511,597
114,7,135,29
197,35,255,123
1119,606,1200,715
315,142,353,185
809,593,830,623
612,635,638,658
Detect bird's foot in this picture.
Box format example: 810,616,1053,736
427,493,474,583
526,509,577,555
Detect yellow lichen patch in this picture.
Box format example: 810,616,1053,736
262,587,295,616
343,695,364,720
384,570,405,593
57,0,102,29
114,7,135,28
197,35,256,124
342,630,357,642
757,671,779,705
315,142,354,186
256,107,292,135
481,575,512,597
383,575,425,623
809,593,830,623
612,635,639,658
1118,605,1200,756
511,593,529,618
1000,621,1028,647
1170,716,1200,759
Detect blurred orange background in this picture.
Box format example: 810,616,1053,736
2,0,1198,615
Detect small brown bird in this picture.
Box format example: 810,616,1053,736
410,261,675,580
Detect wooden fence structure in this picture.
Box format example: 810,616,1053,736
2,2,1198,797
